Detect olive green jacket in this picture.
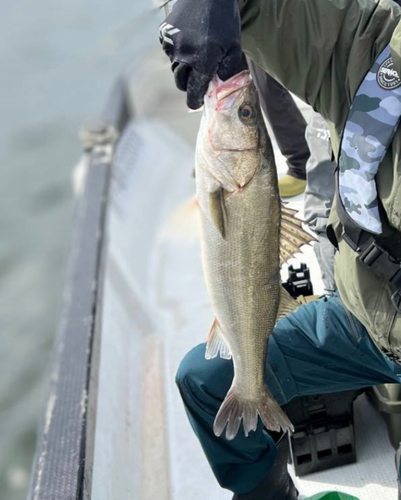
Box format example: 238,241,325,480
240,0,401,356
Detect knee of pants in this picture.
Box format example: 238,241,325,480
175,343,234,405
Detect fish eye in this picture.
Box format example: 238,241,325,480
238,104,255,123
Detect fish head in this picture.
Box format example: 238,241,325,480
199,70,266,192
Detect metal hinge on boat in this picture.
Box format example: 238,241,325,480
79,119,118,165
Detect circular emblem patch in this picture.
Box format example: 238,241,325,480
377,57,401,90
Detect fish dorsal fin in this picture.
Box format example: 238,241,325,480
277,286,299,321
206,318,232,360
209,188,227,239
280,203,315,265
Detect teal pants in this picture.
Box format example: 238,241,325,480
176,296,401,495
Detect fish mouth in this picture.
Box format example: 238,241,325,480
216,83,249,102
212,71,252,103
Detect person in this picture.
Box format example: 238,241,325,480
247,61,309,198
303,111,337,295
159,0,401,498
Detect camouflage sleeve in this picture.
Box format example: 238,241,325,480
240,0,400,138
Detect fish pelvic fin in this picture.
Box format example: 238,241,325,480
213,384,294,440
280,203,316,265
206,319,231,360
209,188,228,239
277,286,299,321
161,196,201,243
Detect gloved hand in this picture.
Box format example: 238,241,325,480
159,0,245,109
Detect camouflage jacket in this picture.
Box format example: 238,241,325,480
240,0,401,358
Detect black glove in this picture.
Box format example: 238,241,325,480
159,0,245,109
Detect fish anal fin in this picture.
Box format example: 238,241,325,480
209,188,228,238
206,319,231,360
277,286,299,321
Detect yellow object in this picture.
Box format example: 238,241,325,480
296,295,322,305
279,175,306,198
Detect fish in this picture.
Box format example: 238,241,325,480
194,70,314,440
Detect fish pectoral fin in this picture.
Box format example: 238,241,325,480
277,286,299,321
206,318,231,360
280,203,316,265
213,384,294,440
209,188,228,239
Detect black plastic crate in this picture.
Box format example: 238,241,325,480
285,390,361,476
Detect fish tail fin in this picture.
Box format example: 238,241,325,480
213,385,294,440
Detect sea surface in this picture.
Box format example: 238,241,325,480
0,2,160,498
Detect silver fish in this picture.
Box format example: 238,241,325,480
195,71,313,440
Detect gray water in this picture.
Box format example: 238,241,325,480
0,2,160,498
